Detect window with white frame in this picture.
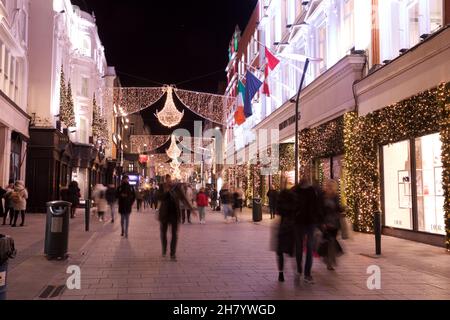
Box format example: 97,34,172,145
379,0,443,61
81,77,89,97
79,116,88,144
81,36,91,57
317,23,327,74
341,0,355,54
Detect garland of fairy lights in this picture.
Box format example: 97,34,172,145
343,83,450,248
298,116,345,182
103,87,235,125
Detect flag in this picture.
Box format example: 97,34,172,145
234,80,246,125
262,65,270,97
244,71,262,118
265,47,280,71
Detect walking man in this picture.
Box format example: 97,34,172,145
291,178,322,284
267,187,279,219
157,174,194,261
105,184,117,223
116,175,136,238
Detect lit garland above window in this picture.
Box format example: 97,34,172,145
155,86,184,128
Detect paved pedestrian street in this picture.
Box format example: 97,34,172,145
2,207,449,300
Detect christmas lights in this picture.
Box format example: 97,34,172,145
343,83,450,248
59,66,76,128
155,86,184,128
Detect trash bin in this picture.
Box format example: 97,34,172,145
252,198,262,222
45,201,71,260
0,234,16,300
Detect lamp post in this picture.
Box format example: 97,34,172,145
294,58,310,185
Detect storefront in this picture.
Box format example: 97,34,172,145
381,133,446,238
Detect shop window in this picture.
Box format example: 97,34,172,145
383,140,413,230
415,133,445,235
383,134,445,235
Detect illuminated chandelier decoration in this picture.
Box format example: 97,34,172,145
165,135,182,160
155,86,184,128
170,158,180,169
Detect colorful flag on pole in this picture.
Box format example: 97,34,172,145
234,80,246,125
265,47,280,71
244,71,262,118
262,65,270,97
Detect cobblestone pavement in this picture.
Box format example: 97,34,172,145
3,206,450,300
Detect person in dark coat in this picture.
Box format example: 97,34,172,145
291,178,323,284
2,179,15,225
274,186,296,282
116,175,136,238
267,187,279,219
67,181,81,219
105,184,117,223
320,179,344,270
0,186,6,221
157,174,194,261
210,188,218,210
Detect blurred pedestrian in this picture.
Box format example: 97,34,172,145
151,186,159,209
273,183,296,282
116,175,136,238
8,180,28,227
67,181,81,219
210,188,218,210
231,188,240,223
181,184,193,224
196,187,208,224
235,187,244,212
320,179,344,271
135,188,144,212
267,187,279,219
1,179,14,225
291,178,322,284
157,174,195,261
219,184,232,221
105,184,117,223
93,184,107,222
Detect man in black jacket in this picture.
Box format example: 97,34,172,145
116,175,136,238
157,175,194,261
291,178,323,284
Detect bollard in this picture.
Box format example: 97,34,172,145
85,200,90,232
374,211,382,255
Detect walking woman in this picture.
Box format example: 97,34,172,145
272,181,296,282
320,179,344,270
9,180,28,227
116,175,136,238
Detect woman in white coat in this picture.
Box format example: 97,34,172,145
93,184,108,222
8,180,28,227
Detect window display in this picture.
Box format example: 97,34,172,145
415,133,445,235
383,140,413,230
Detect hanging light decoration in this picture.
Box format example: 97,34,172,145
155,86,184,128
166,135,182,160
170,158,180,169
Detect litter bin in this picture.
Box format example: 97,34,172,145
45,201,71,260
252,198,262,222
0,234,16,300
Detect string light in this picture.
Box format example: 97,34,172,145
166,135,182,160
155,86,184,128
344,83,450,248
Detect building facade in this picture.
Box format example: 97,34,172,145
225,0,450,247
0,0,30,188
27,0,116,212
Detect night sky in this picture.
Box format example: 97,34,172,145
71,0,258,93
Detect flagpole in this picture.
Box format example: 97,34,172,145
294,58,310,185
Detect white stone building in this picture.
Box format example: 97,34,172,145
27,0,116,212
0,0,30,187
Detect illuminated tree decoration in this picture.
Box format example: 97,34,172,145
60,74,76,128
155,86,184,128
